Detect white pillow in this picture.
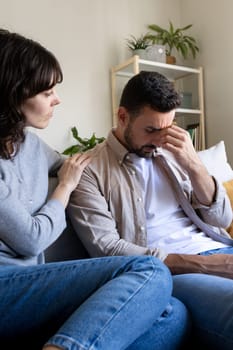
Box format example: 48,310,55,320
198,141,233,182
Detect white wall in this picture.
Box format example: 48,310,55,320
0,0,180,152
181,0,233,165
2,0,233,166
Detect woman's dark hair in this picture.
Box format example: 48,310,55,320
0,28,63,159
119,70,181,117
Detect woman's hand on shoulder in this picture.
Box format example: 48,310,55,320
58,152,92,192
51,152,92,207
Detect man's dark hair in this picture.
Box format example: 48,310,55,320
119,71,181,116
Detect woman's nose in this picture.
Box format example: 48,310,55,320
53,91,61,105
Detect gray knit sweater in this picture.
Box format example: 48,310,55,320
0,131,66,265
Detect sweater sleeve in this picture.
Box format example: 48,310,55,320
0,180,66,256
0,132,68,259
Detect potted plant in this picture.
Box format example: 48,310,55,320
62,126,105,156
146,21,199,64
125,33,151,59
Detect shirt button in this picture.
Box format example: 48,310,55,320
140,226,145,231
131,170,136,175
137,197,142,202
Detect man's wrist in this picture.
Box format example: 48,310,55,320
164,253,233,280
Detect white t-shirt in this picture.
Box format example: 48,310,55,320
130,154,227,254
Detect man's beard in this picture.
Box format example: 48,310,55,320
124,127,156,158
133,145,156,158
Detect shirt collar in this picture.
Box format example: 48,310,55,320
106,129,130,165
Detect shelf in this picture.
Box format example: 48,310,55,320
176,108,201,114
112,55,201,80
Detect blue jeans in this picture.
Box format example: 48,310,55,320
173,273,233,350
172,247,233,349
0,256,190,350
199,246,233,256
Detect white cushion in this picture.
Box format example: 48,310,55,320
198,141,233,182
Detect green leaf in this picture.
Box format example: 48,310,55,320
148,24,164,33
62,144,82,155
179,24,193,31
62,127,105,156
71,127,84,144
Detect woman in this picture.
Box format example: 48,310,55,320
0,28,189,349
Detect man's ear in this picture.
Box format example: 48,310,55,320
117,107,129,126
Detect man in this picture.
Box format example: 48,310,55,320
68,71,233,271
68,71,233,348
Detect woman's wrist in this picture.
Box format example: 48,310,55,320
50,182,74,208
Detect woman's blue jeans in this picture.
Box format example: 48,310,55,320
0,256,190,350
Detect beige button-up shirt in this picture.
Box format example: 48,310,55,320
67,130,232,261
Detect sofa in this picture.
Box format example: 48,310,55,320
45,179,90,262
45,140,233,262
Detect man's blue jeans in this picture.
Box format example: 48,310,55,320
0,256,190,350
173,247,233,350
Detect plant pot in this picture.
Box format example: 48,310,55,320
146,45,166,62
133,49,148,59
166,55,176,64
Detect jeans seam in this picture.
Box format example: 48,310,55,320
47,257,163,350
45,334,89,350
88,256,167,350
